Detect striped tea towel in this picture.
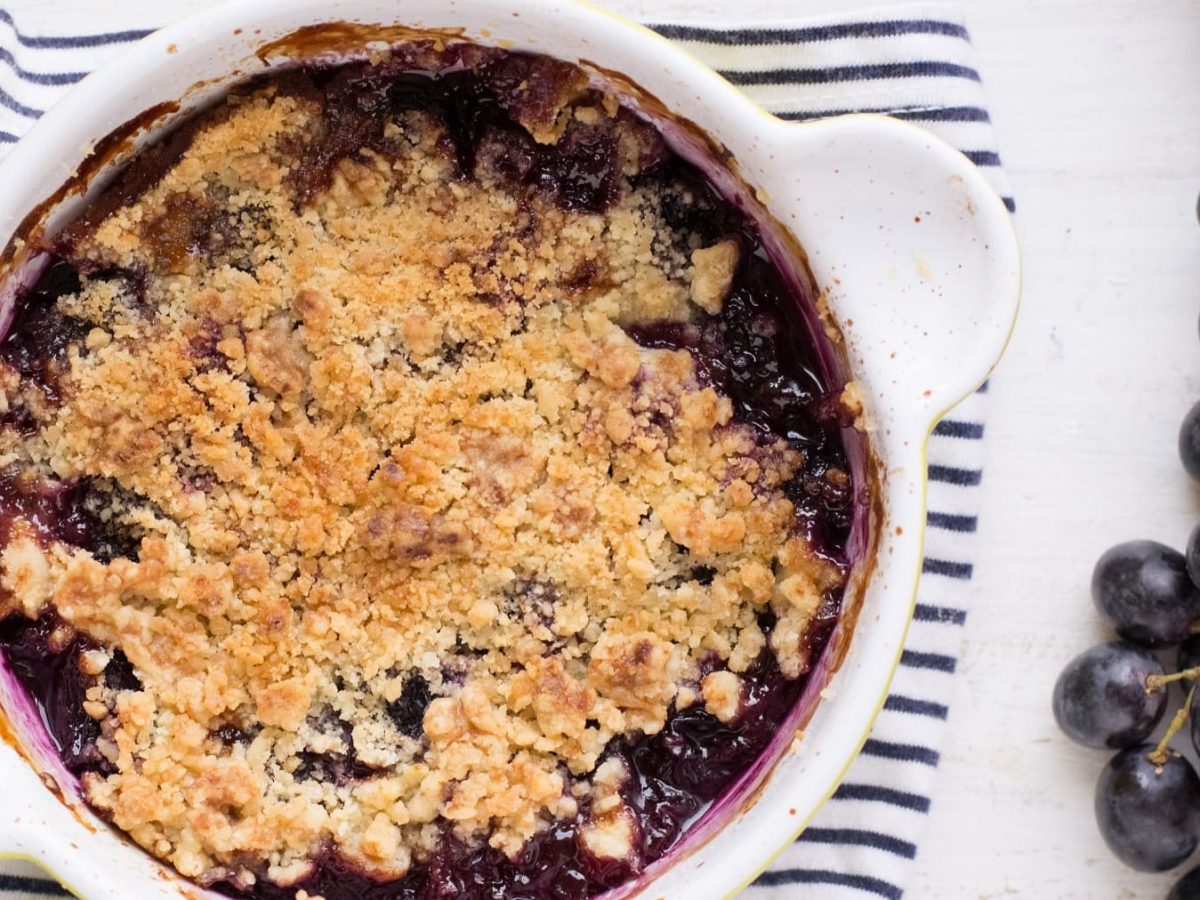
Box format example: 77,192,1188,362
0,4,1011,898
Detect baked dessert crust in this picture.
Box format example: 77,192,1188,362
0,41,850,892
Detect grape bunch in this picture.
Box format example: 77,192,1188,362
1052,415,1200,896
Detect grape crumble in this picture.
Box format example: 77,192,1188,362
0,40,859,898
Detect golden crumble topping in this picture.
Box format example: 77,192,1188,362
0,43,850,891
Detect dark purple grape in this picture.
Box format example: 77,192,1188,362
1170,865,1200,900
386,672,431,738
1092,541,1200,647
1181,400,1200,482
1052,642,1167,749
1187,523,1200,590
1095,746,1200,872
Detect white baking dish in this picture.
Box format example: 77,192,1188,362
0,1,1020,897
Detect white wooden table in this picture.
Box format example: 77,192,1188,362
6,0,1200,896
899,1,1200,895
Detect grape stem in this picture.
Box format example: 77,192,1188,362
1148,685,1196,767
1146,665,1200,692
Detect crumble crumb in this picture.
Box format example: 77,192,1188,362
689,238,740,314
841,379,868,430
701,670,744,724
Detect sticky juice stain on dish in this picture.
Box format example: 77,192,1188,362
0,101,181,276
0,37,860,899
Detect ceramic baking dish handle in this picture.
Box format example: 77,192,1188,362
762,114,1021,430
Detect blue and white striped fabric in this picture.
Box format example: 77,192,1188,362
0,4,1008,898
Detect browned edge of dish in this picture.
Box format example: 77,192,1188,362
0,101,179,278
254,22,467,59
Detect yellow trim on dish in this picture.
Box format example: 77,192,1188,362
0,851,83,899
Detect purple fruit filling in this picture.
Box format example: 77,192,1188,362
624,171,852,555
213,639,812,900
0,41,859,900
0,612,139,774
